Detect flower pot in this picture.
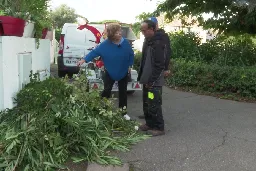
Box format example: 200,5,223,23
0,16,25,37
42,28,48,39
23,22,35,38
41,28,53,41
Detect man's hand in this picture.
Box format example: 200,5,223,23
164,70,171,77
77,59,86,67
145,83,153,88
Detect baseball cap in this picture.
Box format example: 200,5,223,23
148,17,158,24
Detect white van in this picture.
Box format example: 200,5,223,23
57,23,142,93
57,23,105,77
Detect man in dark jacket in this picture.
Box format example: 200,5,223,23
138,17,172,120
149,17,172,77
137,19,166,136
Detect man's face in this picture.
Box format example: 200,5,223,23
140,23,154,38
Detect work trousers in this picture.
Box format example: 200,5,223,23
143,85,164,130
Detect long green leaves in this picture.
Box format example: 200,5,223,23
0,72,148,171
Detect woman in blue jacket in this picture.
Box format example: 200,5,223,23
77,23,134,119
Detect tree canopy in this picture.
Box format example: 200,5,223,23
153,0,256,35
89,20,121,24
132,12,153,38
50,4,80,29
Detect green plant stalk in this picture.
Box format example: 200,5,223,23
0,70,148,170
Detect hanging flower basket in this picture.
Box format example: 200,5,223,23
0,16,25,37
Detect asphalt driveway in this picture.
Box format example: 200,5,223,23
119,87,256,171
51,64,256,171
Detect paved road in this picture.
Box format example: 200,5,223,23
50,65,256,171
118,87,256,171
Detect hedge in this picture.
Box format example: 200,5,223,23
133,32,256,100
166,59,256,99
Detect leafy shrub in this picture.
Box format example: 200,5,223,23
167,59,256,98
55,28,61,41
133,51,142,71
0,72,147,171
169,32,256,66
199,34,256,66
169,31,201,61
134,32,256,99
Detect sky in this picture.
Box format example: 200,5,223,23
49,0,163,23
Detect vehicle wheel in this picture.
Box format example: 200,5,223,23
127,90,135,95
58,70,66,78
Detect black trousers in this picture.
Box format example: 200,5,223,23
143,85,164,130
101,71,128,110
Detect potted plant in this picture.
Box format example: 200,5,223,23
0,0,28,37
0,0,33,37
0,0,53,47
31,11,53,48
24,0,53,47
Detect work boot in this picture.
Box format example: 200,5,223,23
138,115,145,119
139,124,152,131
147,129,165,136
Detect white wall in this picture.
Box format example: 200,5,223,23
50,39,59,64
0,36,51,111
0,38,3,110
49,29,56,64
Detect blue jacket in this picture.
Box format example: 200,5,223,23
84,38,134,81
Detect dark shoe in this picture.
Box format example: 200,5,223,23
138,115,145,119
147,129,165,136
139,124,152,131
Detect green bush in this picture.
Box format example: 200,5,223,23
199,34,256,66
133,51,142,71
167,59,256,98
169,32,201,61
169,32,256,66
0,72,148,171
134,32,256,99
55,28,61,41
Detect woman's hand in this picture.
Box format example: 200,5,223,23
77,59,86,66
128,67,131,73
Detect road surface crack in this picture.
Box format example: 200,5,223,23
232,136,256,144
203,129,228,156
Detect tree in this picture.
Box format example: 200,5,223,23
135,12,153,21
132,12,153,37
89,20,120,24
50,4,79,29
153,0,256,35
131,22,141,38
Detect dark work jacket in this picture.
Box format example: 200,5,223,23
137,32,167,86
157,29,171,70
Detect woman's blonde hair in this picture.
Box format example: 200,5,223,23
106,23,121,41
